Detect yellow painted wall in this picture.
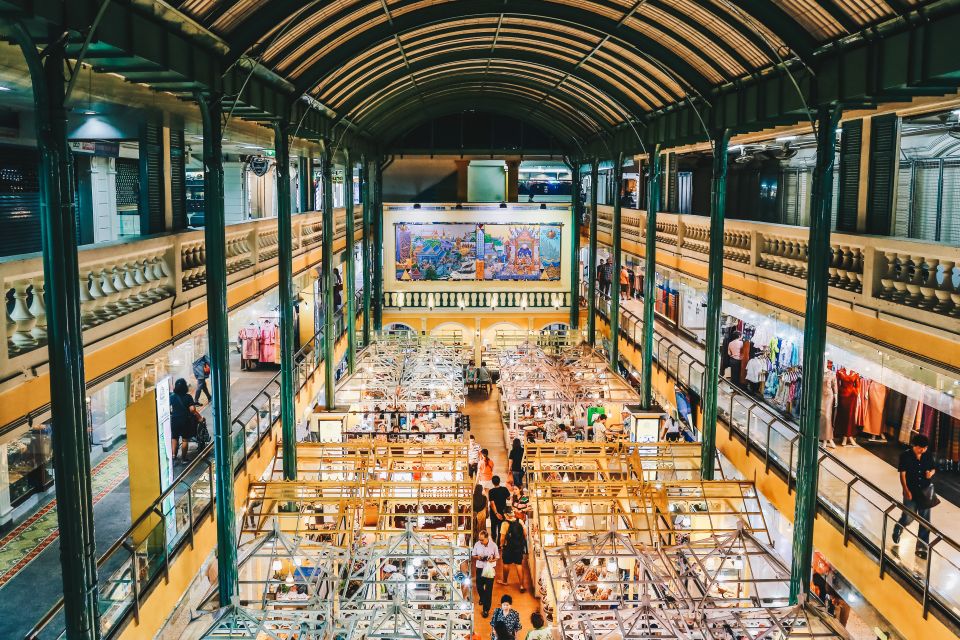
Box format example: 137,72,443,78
596,316,955,640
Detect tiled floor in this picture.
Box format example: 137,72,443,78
465,386,546,638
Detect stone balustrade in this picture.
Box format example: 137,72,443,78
0,209,347,370
384,290,570,310
592,205,960,333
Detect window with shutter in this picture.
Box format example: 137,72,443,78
667,153,678,212
912,160,941,242
169,129,187,231
942,161,960,245
781,169,799,226
0,144,41,257
836,120,862,232
894,162,913,238
866,114,899,236
138,123,165,235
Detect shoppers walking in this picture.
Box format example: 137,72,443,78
596,259,607,297
523,613,552,640
498,509,527,591
490,595,522,639
508,438,525,488
169,378,201,461
472,529,499,617
478,449,495,492
892,434,938,559
473,483,488,543
602,258,614,297
192,354,212,404
619,265,630,301
488,476,511,544
468,434,481,477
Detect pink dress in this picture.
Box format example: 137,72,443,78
238,327,261,360
260,323,278,363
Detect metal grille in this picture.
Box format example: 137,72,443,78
170,129,187,230
0,144,42,256
115,158,139,208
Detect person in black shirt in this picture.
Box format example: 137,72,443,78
892,434,937,559
508,438,525,489
488,476,511,545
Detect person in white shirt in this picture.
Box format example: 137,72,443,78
468,434,481,477
472,529,499,616
592,414,608,443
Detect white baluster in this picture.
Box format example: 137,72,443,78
28,280,47,343
78,270,97,328
8,281,37,349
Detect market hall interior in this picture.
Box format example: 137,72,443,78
0,1,959,639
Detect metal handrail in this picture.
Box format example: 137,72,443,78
592,293,960,623
599,294,959,553
24,307,360,640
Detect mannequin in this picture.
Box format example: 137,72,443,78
819,361,838,448
835,367,862,446
238,321,261,370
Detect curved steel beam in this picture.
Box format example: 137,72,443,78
315,20,676,109
349,66,622,132
359,80,601,140
327,49,646,126
366,92,590,150
276,1,718,97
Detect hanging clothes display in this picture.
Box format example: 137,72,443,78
820,368,838,441
861,379,887,438
238,323,261,370
259,320,279,364
834,369,862,438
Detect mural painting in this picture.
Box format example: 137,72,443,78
395,222,561,281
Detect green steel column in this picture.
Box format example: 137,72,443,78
344,155,357,373
373,160,384,331
273,122,297,480
700,130,731,480
641,146,662,409
361,157,372,345
321,147,337,409
198,94,239,598
568,163,581,329
22,36,100,640
586,159,599,345
791,106,842,603
609,153,625,369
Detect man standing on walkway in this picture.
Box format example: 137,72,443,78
472,529,499,617
892,434,937,560
468,434,481,477
488,476,511,544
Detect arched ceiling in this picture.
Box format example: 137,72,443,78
170,0,921,148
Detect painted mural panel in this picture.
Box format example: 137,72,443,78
395,222,561,281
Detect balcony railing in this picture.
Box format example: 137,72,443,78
0,209,348,376
593,206,960,332
591,290,960,627
25,301,362,640
383,290,570,310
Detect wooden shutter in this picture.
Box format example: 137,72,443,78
835,119,862,232
169,129,187,230
893,161,913,238
666,152,678,212
866,114,899,236
942,160,960,245
138,123,165,234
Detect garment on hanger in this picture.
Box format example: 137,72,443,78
861,379,887,437
260,321,279,363
738,340,752,384
833,369,861,438
239,324,261,361
820,369,838,441
898,396,921,444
